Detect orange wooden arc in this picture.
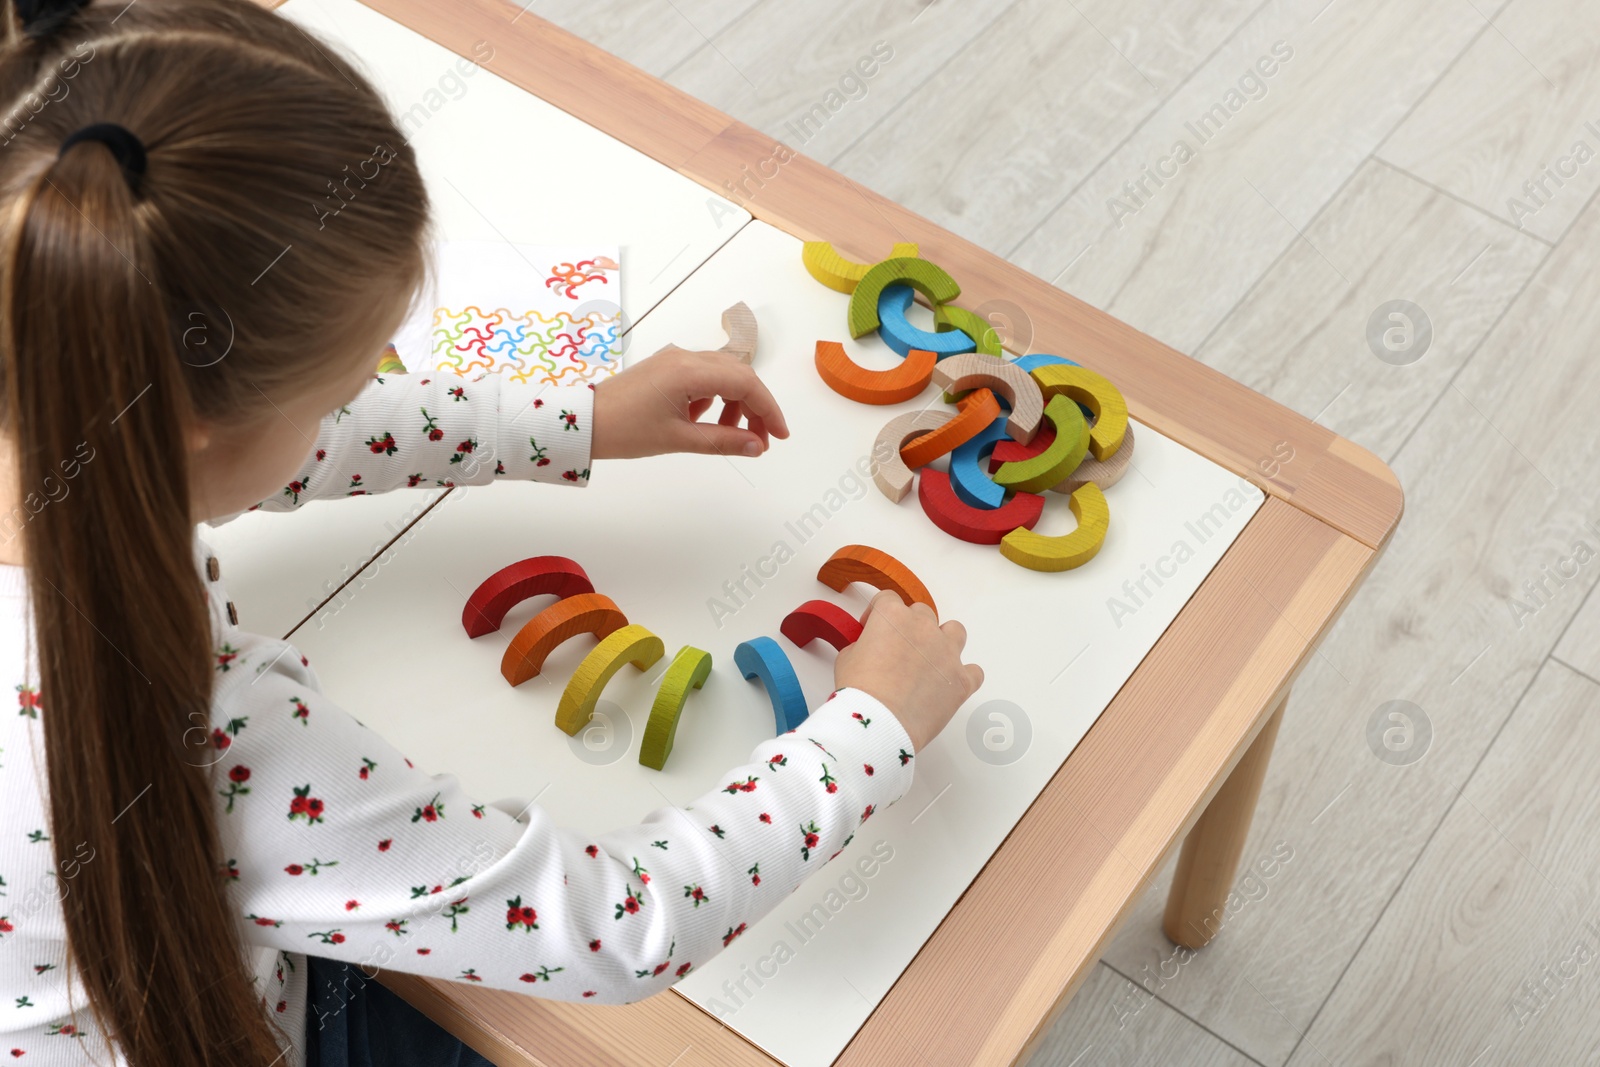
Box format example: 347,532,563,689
500,592,629,687
816,544,937,615
898,388,1001,470
814,341,936,405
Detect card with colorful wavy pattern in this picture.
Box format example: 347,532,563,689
387,241,623,386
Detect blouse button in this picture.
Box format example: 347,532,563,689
206,556,220,582
226,601,238,626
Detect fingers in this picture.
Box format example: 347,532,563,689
670,419,764,458
679,352,790,440
963,662,984,695
940,618,967,653
857,588,903,627
715,400,768,449
747,412,770,449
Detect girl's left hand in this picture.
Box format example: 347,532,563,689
590,347,790,460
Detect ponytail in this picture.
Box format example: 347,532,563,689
1,126,285,1063
0,2,432,1063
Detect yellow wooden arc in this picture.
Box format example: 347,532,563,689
554,624,664,737
999,483,1109,572
801,241,920,294
1030,363,1128,461
639,646,712,771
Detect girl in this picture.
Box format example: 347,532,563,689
0,1,983,1064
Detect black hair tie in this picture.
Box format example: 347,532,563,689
15,0,91,39
59,123,148,194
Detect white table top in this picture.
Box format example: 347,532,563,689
205,0,749,638
277,220,1264,1067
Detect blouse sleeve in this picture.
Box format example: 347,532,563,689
208,627,916,1003
248,372,595,511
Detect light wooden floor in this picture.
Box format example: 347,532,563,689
512,1,1600,1062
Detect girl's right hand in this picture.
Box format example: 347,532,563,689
833,591,983,752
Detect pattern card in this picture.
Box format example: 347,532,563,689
389,241,624,386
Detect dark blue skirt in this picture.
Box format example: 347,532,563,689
303,957,494,1067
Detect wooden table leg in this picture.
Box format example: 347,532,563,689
1162,693,1288,949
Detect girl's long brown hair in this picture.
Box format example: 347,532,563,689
0,2,429,1061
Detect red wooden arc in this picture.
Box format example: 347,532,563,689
462,556,594,638
780,600,865,651
989,423,1056,468
917,469,1045,545
500,592,628,687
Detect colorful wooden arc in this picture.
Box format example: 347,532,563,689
989,422,1055,467
817,544,937,614
872,408,954,502
999,483,1110,572
1053,422,1136,494
462,556,595,639
933,304,1004,357
932,353,1044,442
815,340,936,405
718,302,758,364
878,285,975,358
780,600,864,651
899,388,1001,471
948,416,1011,510
918,469,1044,545
500,592,628,687
555,624,665,737
801,241,920,294
735,637,809,735
992,393,1090,494
1031,363,1129,460
848,257,961,339
639,645,712,771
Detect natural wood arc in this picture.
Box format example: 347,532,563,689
718,301,758,364
348,0,1403,550
371,499,1377,1067
931,352,1042,442
1163,695,1288,949
872,408,954,503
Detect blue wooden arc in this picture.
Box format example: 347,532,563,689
734,637,810,735
878,285,975,359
